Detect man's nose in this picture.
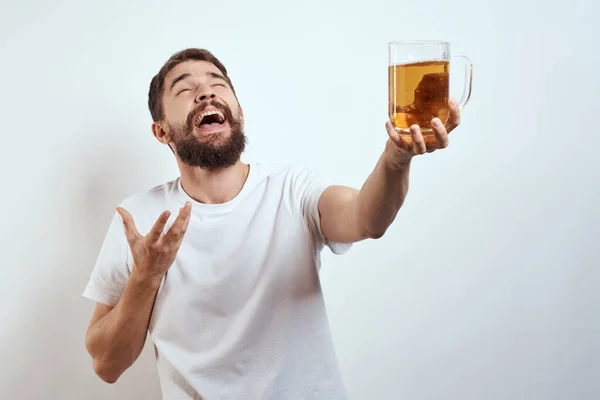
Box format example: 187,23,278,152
196,90,216,102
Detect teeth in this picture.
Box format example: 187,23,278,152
196,110,224,127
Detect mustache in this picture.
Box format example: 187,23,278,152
186,100,236,128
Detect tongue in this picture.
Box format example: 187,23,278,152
197,121,224,133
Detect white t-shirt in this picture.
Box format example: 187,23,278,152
82,162,352,400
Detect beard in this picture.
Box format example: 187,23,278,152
166,100,246,170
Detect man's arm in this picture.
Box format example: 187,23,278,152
85,269,162,383
84,202,191,383
318,150,410,242
319,102,460,243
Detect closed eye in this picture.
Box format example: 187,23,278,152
177,89,191,95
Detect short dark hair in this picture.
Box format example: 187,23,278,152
148,48,236,121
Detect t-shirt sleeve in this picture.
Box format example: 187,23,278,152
82,210,132,307
291,166,352,255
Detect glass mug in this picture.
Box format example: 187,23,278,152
388,41,473,144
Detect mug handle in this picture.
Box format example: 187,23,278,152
452,55,473,109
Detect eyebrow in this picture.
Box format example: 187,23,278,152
169,72,228,92
207,72,227,82
170,73,191,92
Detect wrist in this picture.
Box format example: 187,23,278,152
130,267,163,289
381,150,412,171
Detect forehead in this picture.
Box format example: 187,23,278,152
165,60,222,85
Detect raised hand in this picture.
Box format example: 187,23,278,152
384,98,461,168
116,202,192,281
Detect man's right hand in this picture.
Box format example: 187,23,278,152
116,202,192,282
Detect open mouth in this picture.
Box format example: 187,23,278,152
195,110,226,130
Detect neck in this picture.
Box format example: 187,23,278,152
177,159,250,204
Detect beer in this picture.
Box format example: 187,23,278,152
388,60,449,134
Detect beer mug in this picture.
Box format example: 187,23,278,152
388,41,473,142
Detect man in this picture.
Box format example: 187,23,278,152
83,48,461,399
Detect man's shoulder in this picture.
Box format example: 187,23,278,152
252,161,319,182
117,177,181,212
249,162,332,203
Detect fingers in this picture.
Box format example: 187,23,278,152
147,210,172,243
116,207,141,244
180,207,192,234
386,121,428,154
431,118,449,149
164,202,192,245
410,125,427,155
385,121,402,145
446,98,461,132
387,120,452,158
386,121,412,152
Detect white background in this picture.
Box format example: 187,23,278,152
1,0,598,399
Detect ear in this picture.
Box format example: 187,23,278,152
152,122,171,145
